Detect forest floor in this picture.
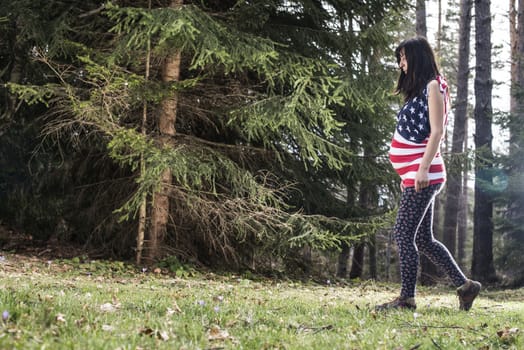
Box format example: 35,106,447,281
0,223,100,260
1,243,523,349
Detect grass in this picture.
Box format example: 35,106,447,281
0,253,522,349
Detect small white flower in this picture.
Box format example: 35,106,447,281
102,324,114,332
100,303,117,312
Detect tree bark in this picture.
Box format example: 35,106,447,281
337,176,357,278
471,0,497,282
136,0,153,265
505,0,524,284
368,233,377,279
442,0,472,260
349,166,376,279
337,130,359,278
147,0,183,262
508,0,524,206
416,0,427,37
510,0,517,114
3,18,23,119
337,241,351,278
349,185,366,279
349,243,364,279
457,171,468,268
436,0,442,55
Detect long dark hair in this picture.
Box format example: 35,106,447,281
395,36,440,102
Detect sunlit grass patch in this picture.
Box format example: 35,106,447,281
0,254,522,349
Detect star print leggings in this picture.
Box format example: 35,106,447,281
394,183,467,298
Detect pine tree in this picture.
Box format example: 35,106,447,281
416,0,427,36
4,0,409,271
0,0,116,242
472,0,497,282
453,0,473,269
442,0,472,263
502,0,524,286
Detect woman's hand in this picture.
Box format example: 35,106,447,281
415,168,429,192
414,80,445,193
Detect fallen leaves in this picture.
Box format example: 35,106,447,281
138,327,170,341
497,327,520,344
1,254,523,350
101,324,114,332
293,324,334,334
55,313,66,323
99,303,118,312
207,325,234,342
166,305,182,316
99,299,121,312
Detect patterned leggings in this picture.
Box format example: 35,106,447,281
394,183,467,298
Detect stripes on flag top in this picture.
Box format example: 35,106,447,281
389,75,449,188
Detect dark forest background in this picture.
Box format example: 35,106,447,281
1,0,523,286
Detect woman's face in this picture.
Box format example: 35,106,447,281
398,49,408,74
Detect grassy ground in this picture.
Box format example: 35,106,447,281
0,253,522,349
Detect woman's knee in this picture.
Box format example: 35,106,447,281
395,232,416,252
416,237,436,254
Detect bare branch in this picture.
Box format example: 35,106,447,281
78,4,106,19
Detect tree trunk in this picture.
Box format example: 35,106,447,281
147,0,183,262
471,0,497,282
4,18,23,119
508,0,524,215
510,0,517,114
349,166,377,279
136,0,153,265
457,0,474,270
337,241,351,278
337,128,359,278
437,0,442,54
457,172,468,268
337,180,357,278
368,233,377,279
442,0,472,260
416,0,427,37
442,182,458,256
337,176,358,278
349,243,364,279
505,0,524,284
349,182,366,279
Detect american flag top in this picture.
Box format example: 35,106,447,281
388,76,449,188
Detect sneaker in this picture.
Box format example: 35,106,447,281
457,279,481,311
375,296,416,311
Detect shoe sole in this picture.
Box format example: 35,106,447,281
457,281,481,311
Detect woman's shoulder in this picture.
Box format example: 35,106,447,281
426,78,447,98
426,79,440,90
429,75,449,93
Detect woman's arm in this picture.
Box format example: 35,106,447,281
414,80,445,192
